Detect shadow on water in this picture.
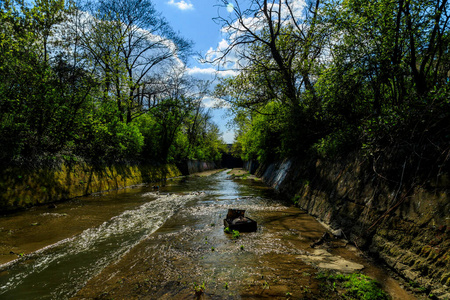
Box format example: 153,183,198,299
0,171,415,299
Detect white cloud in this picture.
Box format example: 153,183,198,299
202,96,231,109
226,3,234,13
187,67,216,76
167,0,194,10
217,39,229,51
187,66,238,77
217,69,239,77
205,39,241,70
220,0,306,40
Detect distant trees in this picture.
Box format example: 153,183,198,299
0,0,225,167
215,0,449,178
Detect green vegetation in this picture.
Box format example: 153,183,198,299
224,227,240,239
291,195,301,206
214,0,450,181
317,272,389,300
192,282,206,296
0,0,225,169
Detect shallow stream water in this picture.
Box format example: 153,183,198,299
0,170,416,299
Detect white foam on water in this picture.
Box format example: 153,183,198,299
0,193,203,299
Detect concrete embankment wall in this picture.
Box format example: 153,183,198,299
177,160,216,175
243,160,259,174
0,162,181,213
247,157,450,299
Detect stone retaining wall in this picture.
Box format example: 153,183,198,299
177,160,216,175
0,162,181,213
247,157,450,299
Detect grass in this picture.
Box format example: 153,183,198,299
317,272,389,300
291,195,300,205
224,227,240,239
193,282,206,296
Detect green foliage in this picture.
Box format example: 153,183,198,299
0,0,223,168
231,102,288,163
216,0,449,181
232,230,240,239
73,102,144,163
317,272,389,300
193,282,206,295
0,2,95,165
312,126,361,159
342,274,388,300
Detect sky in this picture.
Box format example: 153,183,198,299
152,0,236,143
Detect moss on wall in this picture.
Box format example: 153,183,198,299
0,162,181,212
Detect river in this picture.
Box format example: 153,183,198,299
0,169,416,299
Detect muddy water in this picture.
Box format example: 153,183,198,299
0,170,416,299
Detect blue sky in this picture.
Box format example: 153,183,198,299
152,0,236,143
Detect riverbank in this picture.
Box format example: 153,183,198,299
226,168,260,180
248,157,450,299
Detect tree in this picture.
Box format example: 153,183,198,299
79,0,192,123
212,0,325,108
215,0,449,172
0,0,96,165
212,0,329,161
320,0,450,112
